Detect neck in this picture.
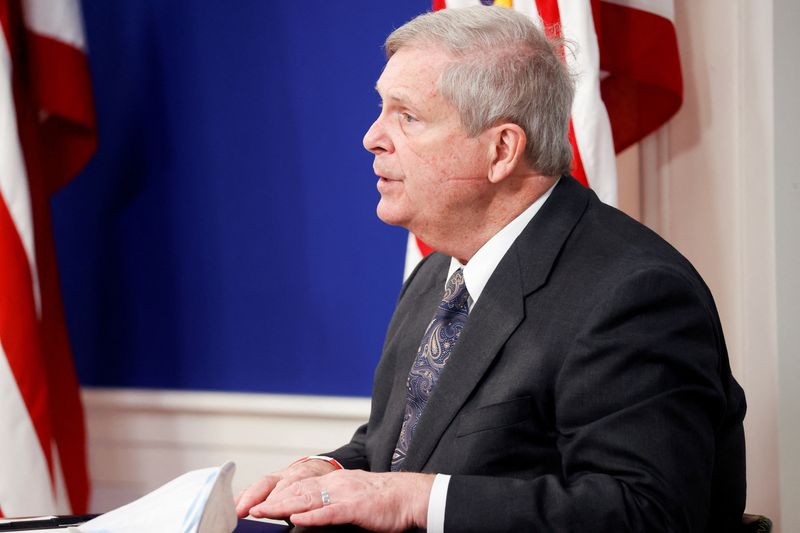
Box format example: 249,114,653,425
420,174,556,263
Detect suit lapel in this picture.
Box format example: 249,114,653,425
401,252,526,472
401,176,591,472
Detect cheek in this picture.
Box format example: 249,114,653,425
422,145,486,186
394,142,443,191
404,140,465,183
398,133,487,201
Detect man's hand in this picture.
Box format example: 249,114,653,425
247,469,434,533
235,459,337,518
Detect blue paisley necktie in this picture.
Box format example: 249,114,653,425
391,268,470,471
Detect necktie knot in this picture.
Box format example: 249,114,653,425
440,269,470,314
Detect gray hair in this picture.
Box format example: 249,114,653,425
385,6,574,177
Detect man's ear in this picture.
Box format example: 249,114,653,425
486,123,527,184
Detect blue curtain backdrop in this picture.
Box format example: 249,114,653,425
51,1,431,396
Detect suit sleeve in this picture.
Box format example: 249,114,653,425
444,267,734,532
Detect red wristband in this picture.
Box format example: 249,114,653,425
289,455,344,470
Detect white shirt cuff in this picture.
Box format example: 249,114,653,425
426,473,451,533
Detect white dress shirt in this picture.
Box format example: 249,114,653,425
426,179,558,533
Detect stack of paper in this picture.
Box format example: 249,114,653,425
80,461,238,533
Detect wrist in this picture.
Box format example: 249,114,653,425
405,472,435,528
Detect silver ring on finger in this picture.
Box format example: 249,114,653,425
320,488,332,506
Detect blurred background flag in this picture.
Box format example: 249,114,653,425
0,0,95,517
405,0,682,277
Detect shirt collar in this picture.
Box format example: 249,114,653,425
447,178,559,309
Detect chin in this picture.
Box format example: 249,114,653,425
375,201,410,228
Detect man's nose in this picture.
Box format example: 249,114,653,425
363,116,392,155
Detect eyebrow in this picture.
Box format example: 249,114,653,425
375,86,416,108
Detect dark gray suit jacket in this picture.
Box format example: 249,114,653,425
327,176,746,532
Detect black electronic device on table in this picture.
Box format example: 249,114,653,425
0,516,367,532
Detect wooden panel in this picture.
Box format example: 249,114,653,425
82,388,370,513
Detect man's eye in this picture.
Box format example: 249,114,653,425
400,112,417,123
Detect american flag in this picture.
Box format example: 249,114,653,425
405,0,682,276
0,0,95,517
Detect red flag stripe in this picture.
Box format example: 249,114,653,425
24,32,96,193
567,120,589,187
414,236,434,257
534,0,560,36
598,1,682,152
533,0,590,188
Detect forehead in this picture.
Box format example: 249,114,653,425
375,46,452,104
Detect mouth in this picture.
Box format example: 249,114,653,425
376,173,399,184
376,172,400,182
376,175,401,193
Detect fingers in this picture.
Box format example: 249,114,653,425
235,461,337,519
248,470,429,531
235,474,279,518
290,504,352,528
269,474,304,497
249,478,327,519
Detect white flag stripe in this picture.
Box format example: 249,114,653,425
513,0,541,29
600,0,674,22
21,0,87,51
404,234,425,281
0,342,57,515
440,0,483,7
0,25,42,317
557,0,618,205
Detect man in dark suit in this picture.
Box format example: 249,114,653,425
237,6,746,531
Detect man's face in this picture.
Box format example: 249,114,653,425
363,46,491,238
